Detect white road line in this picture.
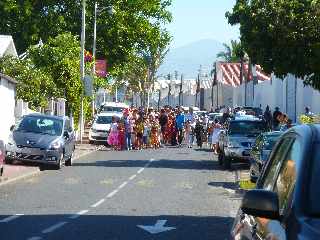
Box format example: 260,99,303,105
42,221,68,234
69,210,89,219
118,181,128,189
129,174,137,180
107,190,118,198
137,168,145,174
91,199,105,208
0,214,24,223
27,236,42,240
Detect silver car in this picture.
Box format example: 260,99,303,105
5,114,75,169
218,118,266,169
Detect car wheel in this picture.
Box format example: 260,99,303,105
65,152,73,166
5,157,13,164
54,154,63,170
89,140,94,144
223,152,231,170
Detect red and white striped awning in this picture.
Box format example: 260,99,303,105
218,62,270,87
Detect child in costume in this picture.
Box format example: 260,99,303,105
107,116,119,150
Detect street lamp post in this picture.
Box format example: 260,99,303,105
79,0,86,143
92,2,115,112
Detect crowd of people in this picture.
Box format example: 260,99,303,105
105,106,222,151
104,104,314,151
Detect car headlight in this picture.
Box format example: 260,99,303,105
228,141,241,148
49,140,61,150
91,128,97,133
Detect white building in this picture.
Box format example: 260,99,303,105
0,35,18,143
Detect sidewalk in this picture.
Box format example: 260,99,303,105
0,144,102,186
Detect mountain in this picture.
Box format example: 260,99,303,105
158,39,224,79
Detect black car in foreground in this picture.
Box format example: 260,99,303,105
231,124,320,240
249,131,283,182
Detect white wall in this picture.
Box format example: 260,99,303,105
232,74,320,122
0,77,16,143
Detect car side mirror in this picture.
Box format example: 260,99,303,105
63,131,70,139
241,189,280,220
10,125,15,131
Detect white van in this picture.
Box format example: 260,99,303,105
99,102,129,113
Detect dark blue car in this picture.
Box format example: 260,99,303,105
231,124,320,240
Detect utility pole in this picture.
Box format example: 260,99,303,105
79,0,86,143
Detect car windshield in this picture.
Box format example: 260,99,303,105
96,116,113,124
264,135,281,150
228,121,265,135
16,116,63,136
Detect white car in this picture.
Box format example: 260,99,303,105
99,102,129,113
89,112,122,144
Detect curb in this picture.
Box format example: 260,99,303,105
0,146,102,187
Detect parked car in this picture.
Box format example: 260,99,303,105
5,114,75,169
99,102,129,113
231,124,320,240
0,140,4,176
89,112,122,144
249,131,283,182
218,118,266,169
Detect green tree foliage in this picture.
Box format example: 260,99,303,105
28,33,83,112
216,40,244,62
226,0,320,90
0,0,172,77
0,56,54,108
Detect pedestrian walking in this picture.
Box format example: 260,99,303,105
194,119,204,148
273,107,282,130
211,119,222,154
159,109,168,144
107,116,119,150
263,105,273,131
175,109,185,146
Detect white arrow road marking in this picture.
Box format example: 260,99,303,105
0,214,24,223
42,221,68,234
137,220,176,234
91,198,105,208
27,236,42,240
69,210,89,219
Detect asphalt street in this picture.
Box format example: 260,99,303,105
0,146,241,240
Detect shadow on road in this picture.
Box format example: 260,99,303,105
208,181,238,191
0,214,234,240
73,158,222,171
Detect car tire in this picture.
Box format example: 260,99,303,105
5,157,13,164
89,140,94,144
65,152,73,166
223,152,231,170
54,154,63,170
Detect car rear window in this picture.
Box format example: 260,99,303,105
309,143,320,215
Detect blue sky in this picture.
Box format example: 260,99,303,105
167,0,240,48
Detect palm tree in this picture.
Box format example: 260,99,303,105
216,40,244,63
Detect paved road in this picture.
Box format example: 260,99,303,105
0,146,241,240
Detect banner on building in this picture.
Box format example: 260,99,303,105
95,59,107,77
